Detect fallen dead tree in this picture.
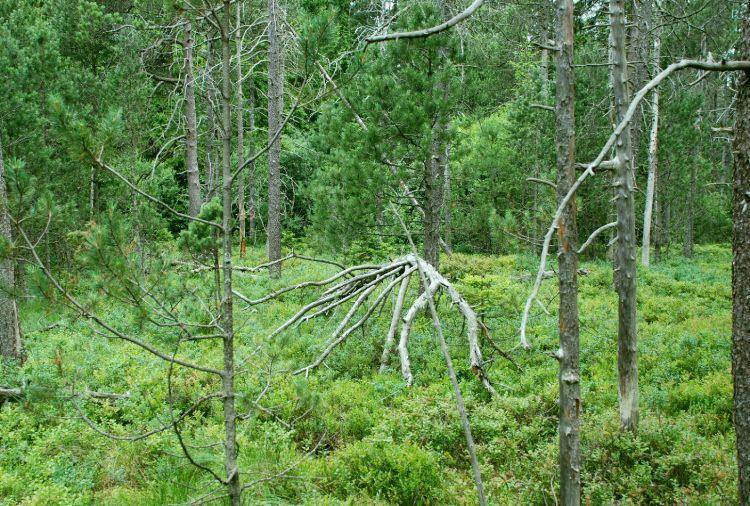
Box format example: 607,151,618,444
234,253,497,395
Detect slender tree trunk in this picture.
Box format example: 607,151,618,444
628,0,652,175
554,1,580,503
247,69,257,243
641,19,661,267
610,0,639,432
267,0,284,277
442,145,452,250
425,120,445,269
0,136,22,363
219,3,241,503
236,2,246,256
183,19,202,218
206,36,219,200
683,156,696,258
732,2,750,502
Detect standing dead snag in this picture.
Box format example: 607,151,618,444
554,0,581,502
609,0,639,433
234,254,497,395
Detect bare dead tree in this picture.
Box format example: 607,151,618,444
642,8,661,267
234,253,497,396
236,1,247,256
267,0,284,277
553,0,581,501
610,0,639,433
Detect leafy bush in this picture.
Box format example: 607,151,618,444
324,440,448,505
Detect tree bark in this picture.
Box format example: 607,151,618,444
236,2,246,256
0,136,22,363
554,0,581,503
247,67,257,243
733,2,750,502
610,0,639,432
219,2,241,503
641,17,661,267
183,18,202,218
267,0,284,277
425,118,446,269
206,35,219,200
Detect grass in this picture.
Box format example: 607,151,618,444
0,243,737,504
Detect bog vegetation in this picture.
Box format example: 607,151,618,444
0,0,750,505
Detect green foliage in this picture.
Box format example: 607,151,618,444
177,198,222,254
323,440,447,505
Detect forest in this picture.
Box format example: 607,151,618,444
1,0,750,504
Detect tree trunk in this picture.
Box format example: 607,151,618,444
610,0,639,432
206,35,219,200
554,0,581,503
267,0,284,277
219,3,241,503
628,0,652,175
641,18,661,267
442,145,452,250
247,69,257,243
683,156,696,258
236,2,246,256
424,120,445,269
732,2,750,502
183,18,202,218
0,136,23,363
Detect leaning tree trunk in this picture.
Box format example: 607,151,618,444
554,0,581,502
267,0,284,278
641,17,661,267
219,2,241,503
183,18,202,218
236,2,247,256
733,1,750,502
0,136,22,362
610,0,639,432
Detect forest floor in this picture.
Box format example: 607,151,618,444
0,244,737,505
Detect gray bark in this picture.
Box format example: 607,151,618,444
554,0,581,502
0,136,22,362
183,18,202,218
267,0,284,277
206,36,219,199
236,3,246,256
733,2,750,502
610,0,639,432
641,17,661,267
247,69,257,242
219,3,241,503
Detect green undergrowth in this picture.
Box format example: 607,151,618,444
0,243,736,504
